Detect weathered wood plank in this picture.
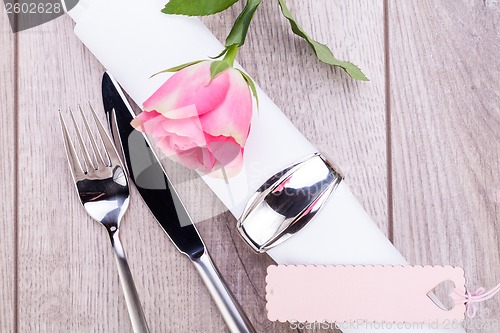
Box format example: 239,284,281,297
14,14,242,333
14,0,386,332
200,1,386,332
0,6,16,333
16,15,127,332
10,0,500,331
203,0,388,229
389,0,500,325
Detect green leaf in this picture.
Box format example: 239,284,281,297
277,0,368,81
210,47,230,60
237,69,259,108
225,0,262,47
210,60,232,80
162,0,240,16
150,60,204,78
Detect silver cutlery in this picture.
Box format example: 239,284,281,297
59,105,150,333
102,72,256,333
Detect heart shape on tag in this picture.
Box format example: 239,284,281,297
427,280,457,311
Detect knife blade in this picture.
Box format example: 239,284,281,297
101,72,256,333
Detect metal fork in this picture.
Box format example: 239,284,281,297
59,105,150,333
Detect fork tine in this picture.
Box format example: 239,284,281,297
79,105,108,168
88,103,121,166
69,108,96,171
59,112,85,178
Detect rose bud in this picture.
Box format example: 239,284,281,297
132,61,253,177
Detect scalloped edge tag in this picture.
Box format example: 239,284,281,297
266,265,466,324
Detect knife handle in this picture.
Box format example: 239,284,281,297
191,252,256,333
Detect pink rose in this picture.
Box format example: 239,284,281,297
132,61,252,176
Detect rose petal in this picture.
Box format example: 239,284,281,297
138,61,253,177
131,109,159,124
205,135,241,166
206,149,244,178
131,110,164,133
143,61,230,117
157,104,199,119
199,68,252,146
159,116,206,146
175,147,215,173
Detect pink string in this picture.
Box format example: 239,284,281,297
454,283,500,318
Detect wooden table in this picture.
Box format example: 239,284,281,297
1,1,499,332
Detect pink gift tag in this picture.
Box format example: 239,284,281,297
266,265,467,324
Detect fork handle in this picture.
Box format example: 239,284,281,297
112,232,150,333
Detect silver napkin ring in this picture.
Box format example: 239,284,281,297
237,153,343,253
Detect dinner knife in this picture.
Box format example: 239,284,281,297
101,72,255,333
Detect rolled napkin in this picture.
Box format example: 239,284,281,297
68,0,465,332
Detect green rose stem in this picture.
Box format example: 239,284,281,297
223,44,239,66
209,44,241,80
225,0,262,48
209,0,261,80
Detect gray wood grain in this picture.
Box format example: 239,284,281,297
200,1,386,332
0,7,15,333
389,0,500,326
14,15,246,333
16,16,127,332
202,0,389,231
10,0,386,332
1,0,498,332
